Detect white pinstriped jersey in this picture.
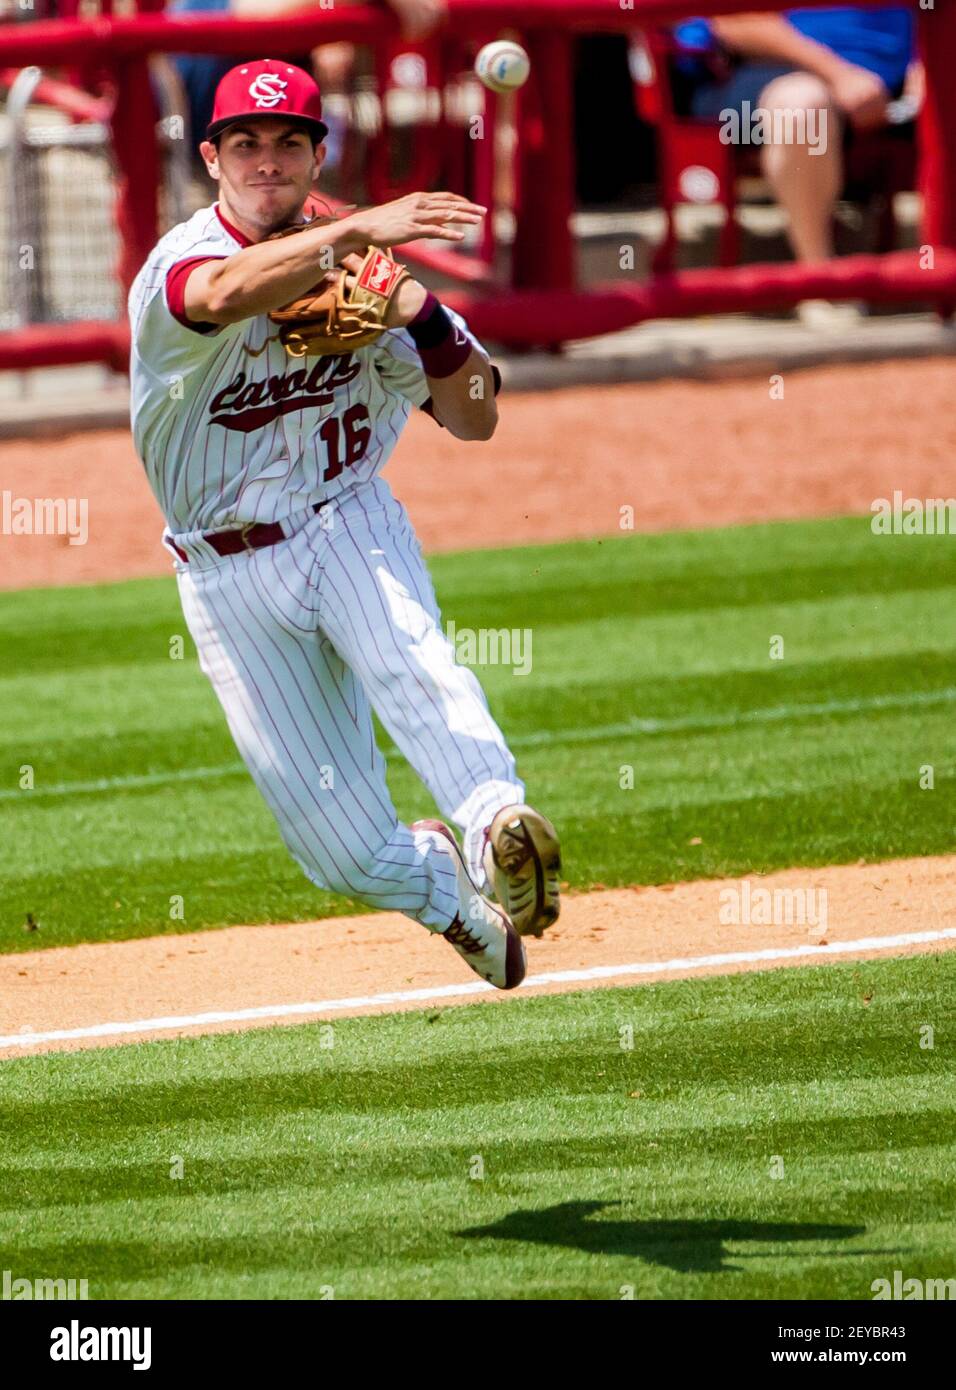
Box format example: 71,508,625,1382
128,203,487,537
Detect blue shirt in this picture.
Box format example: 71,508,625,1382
675,7,914,91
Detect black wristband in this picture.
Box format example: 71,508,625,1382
406,291,454,349
406,291,471,377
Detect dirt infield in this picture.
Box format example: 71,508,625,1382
3,854,954,1057
2,356,955,592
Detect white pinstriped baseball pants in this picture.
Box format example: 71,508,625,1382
174,478,524,930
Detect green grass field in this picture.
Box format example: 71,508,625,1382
1,954,953,1299
2,511,953,1302
1,514,954,953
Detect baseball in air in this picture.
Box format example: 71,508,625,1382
475,41,530,95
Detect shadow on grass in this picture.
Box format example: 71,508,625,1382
458,1201,866,1273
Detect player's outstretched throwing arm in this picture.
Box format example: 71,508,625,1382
182,191,498,440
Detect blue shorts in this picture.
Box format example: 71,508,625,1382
685,62,904,122
688,64,796,121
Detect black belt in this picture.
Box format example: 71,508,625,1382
171,502,325,563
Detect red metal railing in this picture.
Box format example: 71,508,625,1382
0,0,952,364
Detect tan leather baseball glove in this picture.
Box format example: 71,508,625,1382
267,222,410,359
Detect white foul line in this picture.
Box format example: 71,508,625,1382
3,926,955,1052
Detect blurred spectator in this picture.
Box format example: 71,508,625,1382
0,0,58,18
170,0,446,152
673,7,918,320
168,0,322,145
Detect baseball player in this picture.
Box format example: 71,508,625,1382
129,59,560,992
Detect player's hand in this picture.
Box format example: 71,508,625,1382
339,253,429,328
829,62,889,131
341,192,486,250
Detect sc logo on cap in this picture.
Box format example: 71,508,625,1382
249,74,288,108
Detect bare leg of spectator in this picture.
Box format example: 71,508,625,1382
758,71,862,328
759,72,841,261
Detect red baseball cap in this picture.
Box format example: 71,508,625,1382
207,59,328,143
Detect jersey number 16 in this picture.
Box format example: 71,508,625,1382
318,404,371,482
